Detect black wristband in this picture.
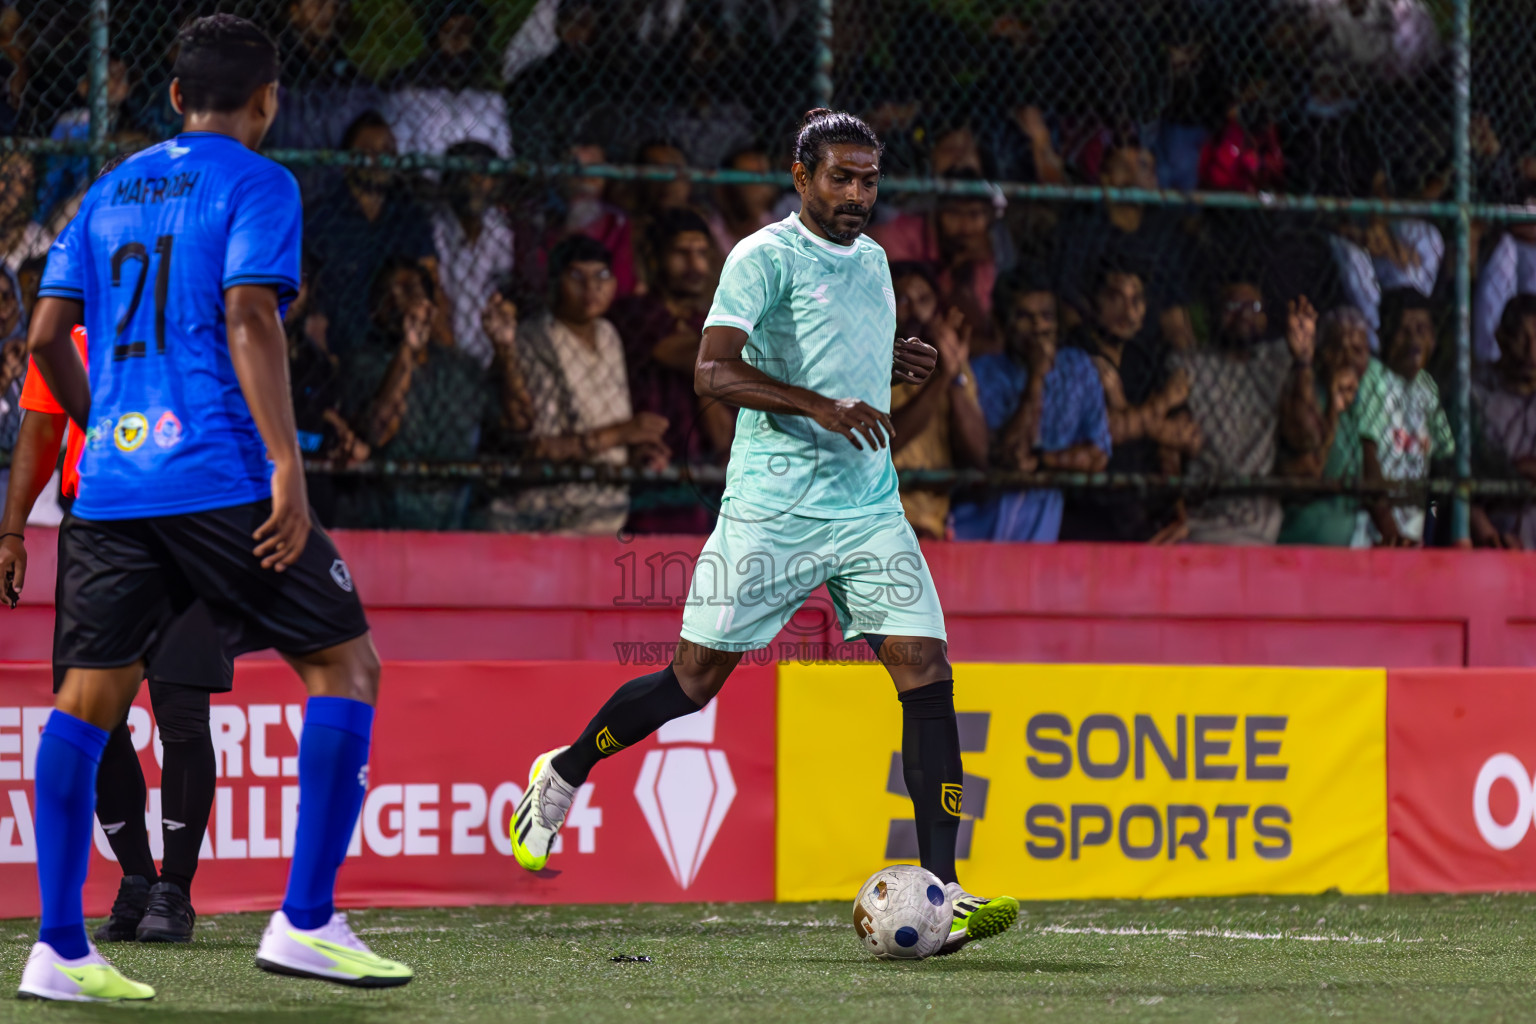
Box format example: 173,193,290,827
0,532,22,543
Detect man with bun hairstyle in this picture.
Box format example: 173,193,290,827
509,109,1019,954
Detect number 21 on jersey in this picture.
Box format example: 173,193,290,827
110,234,174,361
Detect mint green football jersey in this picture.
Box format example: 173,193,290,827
703,212,901,519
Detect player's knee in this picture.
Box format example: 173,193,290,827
149,685,212,744
298,635,381,705
887,639,951,692
671,658,732,706
56,665,145,730
676,638,748,699
346,643,382,706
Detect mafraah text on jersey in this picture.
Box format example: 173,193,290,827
111,173,201,207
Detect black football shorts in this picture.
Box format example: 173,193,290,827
51,584,232,693
53,500,369,680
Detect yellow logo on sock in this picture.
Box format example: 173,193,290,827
596,728,626,756
941,783,964,817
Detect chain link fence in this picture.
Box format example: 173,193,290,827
3,0,1536,546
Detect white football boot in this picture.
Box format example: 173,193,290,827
16,940,155,1001
510,746,576,871
255,910,412,987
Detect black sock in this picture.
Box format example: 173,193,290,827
158,738,214,896
151,683,214,899
900,680,962,886
551,666,703,786
95,723,157,882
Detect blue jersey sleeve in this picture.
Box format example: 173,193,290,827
37,201,89,301
223,162,302,307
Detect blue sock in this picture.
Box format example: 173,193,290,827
35,710,109,960
282,697,373,930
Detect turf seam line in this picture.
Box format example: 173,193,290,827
1038,925,1424,944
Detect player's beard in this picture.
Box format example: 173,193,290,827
809,198,869,244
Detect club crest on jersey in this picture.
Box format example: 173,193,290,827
153,410,183,448
113,412,149,452
941,783,964,817
329,559,354,593
88,417,113,451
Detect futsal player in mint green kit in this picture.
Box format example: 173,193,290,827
511,108,1018,954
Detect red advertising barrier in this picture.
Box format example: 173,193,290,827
1388,669,1536,892
0,661,776,918
10,532,1536,668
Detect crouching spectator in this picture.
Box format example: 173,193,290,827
1354,288,1454,546
1279,307,1371,546
341,260,495,529
1175,281,1323,545
886,263,988,539
1471,294,1536,548
952,269,1110,542
487,236,670,534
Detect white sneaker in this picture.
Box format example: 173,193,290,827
254,910,413,988
16,940,155,1001
510,746,576,871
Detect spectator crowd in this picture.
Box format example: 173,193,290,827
3,0,1536,547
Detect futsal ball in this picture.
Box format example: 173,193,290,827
851,865,952,960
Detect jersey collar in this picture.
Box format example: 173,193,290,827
790,212,861,257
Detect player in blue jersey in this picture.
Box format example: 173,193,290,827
510,110,1019,954
16,16,410,1001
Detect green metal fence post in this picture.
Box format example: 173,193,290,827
88,0,109,175
814,0,833,111
1452,0,1473,544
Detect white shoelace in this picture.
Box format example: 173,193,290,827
946,883,983,916
538,767,576,828
314,912,370,952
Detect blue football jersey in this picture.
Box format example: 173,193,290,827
38,132,301,520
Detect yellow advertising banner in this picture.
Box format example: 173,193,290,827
777,663,1387,901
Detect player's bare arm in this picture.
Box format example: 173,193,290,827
25,297,89,429
0,408,68,604
226,283,310,571
695,323,893,450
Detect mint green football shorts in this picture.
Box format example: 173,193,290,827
679,500,948,652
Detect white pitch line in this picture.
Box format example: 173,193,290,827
1037,924,1422,944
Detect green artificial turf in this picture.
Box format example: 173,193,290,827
4,894,1536,1022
